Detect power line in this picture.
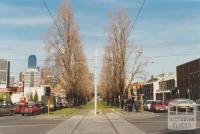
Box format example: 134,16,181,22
6,52,200,62
8,58,97,61
146,53,200,59
132,0,146,29
41,0,64,39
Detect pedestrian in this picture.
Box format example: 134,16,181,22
134,100,140,112
121,99,124,110
127,98,132,112
124,99,127,111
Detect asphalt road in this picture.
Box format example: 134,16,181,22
0,114,64,134
126,112,200,134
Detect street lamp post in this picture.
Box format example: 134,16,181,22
94,47,97,116
187,89,190,99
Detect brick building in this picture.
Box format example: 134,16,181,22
176,58,200,100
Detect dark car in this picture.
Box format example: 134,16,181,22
62,102,68,108
55,102,62,110
46,103,56,111
0,101,14,116
37,102,47,113
21,102,40,116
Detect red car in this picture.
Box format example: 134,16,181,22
13,103,21,114
150,102,168,112
21,102,40,116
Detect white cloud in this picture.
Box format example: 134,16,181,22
0,16,51,26
0,3,43,14
0,3,52,26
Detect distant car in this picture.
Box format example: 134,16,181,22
150,102,167,112
37,102,47,113
169,99,195,112
46,103,56,111
144,100,161,111
0,101,14,116
21,102,40,116
176,99,196,112
55,102,62,110
13,103,21,114
144,100,154,111
196,99,200,111
62,102,68,108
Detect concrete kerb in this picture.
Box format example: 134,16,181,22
33,112,76,120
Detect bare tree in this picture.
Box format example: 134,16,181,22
45,2,91,106
100,10,147,107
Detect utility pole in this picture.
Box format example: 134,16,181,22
187,89,190,99
94,47,97,115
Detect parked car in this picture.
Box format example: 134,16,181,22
62,102,68,108
55,102,63,110
150,102,168,112
0,101,14,116
46,103,56,111
196,99,200,111
173,99,196,112
144,100,155,111
144,100,161,111
13,103,21,114
37,102,47,113
21,102,40,116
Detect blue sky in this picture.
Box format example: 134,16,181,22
0,0,200,80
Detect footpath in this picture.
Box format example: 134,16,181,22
45,110,146,134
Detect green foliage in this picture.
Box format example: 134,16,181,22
0,93,11,101
29,93,34,101
34,91,39,102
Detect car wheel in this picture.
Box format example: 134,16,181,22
21,114,24,116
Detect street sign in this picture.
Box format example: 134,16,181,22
18,81,23,88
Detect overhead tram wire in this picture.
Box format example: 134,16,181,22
132,0,146,29
41,0,64,40
6,52,200,62
130,0,146,48
147,53,200,59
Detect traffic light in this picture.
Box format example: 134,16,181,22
45,86,51,96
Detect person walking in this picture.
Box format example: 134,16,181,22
134,100,140,112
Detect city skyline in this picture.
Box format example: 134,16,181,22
0,0,200,79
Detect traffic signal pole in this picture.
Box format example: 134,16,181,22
48,96,50,116
45,86,51,116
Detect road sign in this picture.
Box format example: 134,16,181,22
18,81,23,88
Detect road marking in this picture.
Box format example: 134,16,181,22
0,124,56,128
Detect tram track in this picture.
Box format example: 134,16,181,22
102,110,120,134
70,110,89,134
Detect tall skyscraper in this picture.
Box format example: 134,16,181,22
28,55,37,68
0,59,10,88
